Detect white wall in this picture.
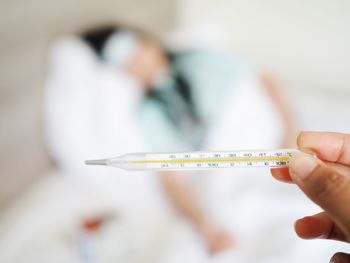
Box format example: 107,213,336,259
175,0,350,131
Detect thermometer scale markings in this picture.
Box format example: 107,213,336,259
131,156,289,164
131,150,292,168
85,149,299,171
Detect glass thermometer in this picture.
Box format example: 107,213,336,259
85,149,302,171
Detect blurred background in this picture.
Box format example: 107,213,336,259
0,0,350,262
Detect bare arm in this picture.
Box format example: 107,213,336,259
160,171,234,254
160,171,206,226
260,72,298,147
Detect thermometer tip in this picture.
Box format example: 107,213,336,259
85,159,109,166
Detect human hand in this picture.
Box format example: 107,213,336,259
271,131,350,262
199,222,234,255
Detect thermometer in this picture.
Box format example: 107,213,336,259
85,149,302,171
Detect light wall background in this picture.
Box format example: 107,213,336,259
177,0,350,93
175,0,350,133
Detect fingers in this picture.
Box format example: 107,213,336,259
271,161,350,184
271,131,350,183
297,131,350,165
209,232,234,255
330,252,350,263
295,212,347,242
289,153,350,239
326,162,350,180
202,226,234,255
271,167,293,183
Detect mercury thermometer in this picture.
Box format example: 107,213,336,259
85,149,303,171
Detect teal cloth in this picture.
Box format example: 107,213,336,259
138,50,251,152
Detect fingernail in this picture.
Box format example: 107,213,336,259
289,154,318,180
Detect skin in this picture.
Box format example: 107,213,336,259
125,38,296,254
126,38,235,254
260,73,297,147
160,172,234,254
126,38,169,90
129,44,350,261
271,132,350,262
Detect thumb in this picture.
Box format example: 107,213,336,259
330,252,350,263
289,153,350,239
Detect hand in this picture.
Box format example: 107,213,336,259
271,131,350,262
199,222,234,255
160,172,234,255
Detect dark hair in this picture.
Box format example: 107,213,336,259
81,26,117,56
81,24,164,58
81,24,201,132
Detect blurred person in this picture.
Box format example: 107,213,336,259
80,24,298,254
46,24,315,262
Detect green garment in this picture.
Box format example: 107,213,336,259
138,50,251,152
